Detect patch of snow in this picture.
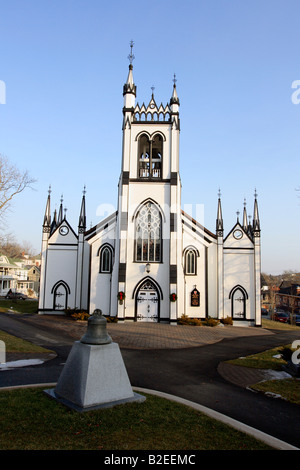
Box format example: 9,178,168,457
264,369,292,381
265,392,285,400
0,359,44,370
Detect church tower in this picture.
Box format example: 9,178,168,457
38,45,262,326
112,43,182,322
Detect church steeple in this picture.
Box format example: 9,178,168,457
50,209,57,235
78,186,87,232
243,199,248,231
58,195,64,224
170,74,180,106
253,189,260,234
170,74,180,130
123,41,136,107
216,189,223,236
43,186,51,230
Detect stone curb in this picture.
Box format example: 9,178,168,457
133,387,300,451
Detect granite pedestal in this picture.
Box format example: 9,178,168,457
44,310,145,411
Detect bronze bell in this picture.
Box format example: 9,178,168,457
80,309,112,345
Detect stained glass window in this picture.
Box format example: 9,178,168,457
135,202,161,262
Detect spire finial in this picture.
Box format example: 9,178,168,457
243,198,248,230
236,210,240,222
218,188,221,199
83,185,86,196
128,40,135,66
254,188,258,199
48,185,51,196
170,74,180,106
151,86,155,97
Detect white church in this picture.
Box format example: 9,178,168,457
38,50,262,327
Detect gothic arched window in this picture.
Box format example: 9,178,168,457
99,245,113,273
138,133,162,179
135,202,162,262
185,249,197,275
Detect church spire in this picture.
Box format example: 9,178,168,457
170,74,180,106
123,41,136,100
50,209,57,235
216,189,223,236
58,194,64,224
243,198,248,231
170,73,180,130
253,189,260,234
43,185,51,229
78,186,86,232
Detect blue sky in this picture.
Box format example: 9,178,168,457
0,0,299,274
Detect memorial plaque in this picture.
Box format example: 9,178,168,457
191,288,200,307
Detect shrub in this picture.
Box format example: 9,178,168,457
203,316,220,327
105,315,118,323
71,311,90,321
189,318,203,326
178,314,202,326
221,316,233,325
178,314,190,325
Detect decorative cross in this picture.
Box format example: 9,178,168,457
128,40,135,65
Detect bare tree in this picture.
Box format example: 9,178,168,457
0,154,36,220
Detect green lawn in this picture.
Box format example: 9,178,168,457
226,336,300,405
0,312,298,449
0,329,52,354
0,298,38,314
0,387,273,450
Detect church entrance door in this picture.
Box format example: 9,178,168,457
136,281,159,322
53,283,68,311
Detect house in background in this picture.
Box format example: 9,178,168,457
26,265,40,297
0,254,36,297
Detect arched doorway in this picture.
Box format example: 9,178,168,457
135,279,160,322
52,281,70,311
229,285,248,320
